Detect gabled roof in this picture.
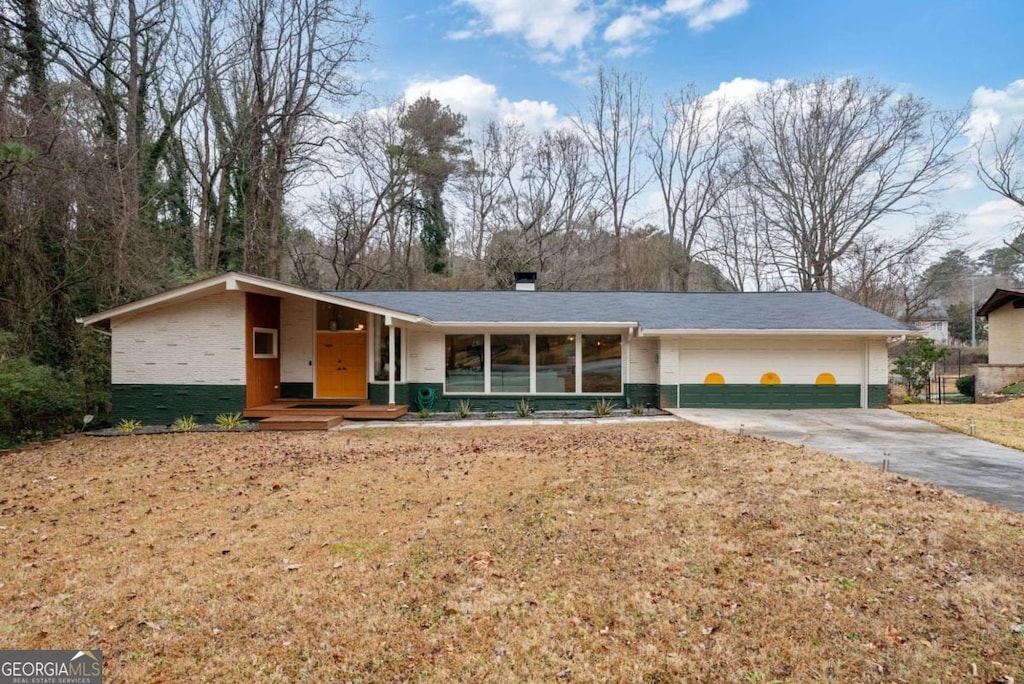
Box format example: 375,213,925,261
80,272,915,335
331,289,915,335
78,272,425,329
977,288,1024,317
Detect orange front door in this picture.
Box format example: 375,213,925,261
316,332,367,398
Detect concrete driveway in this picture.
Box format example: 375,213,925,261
669,408,1024,513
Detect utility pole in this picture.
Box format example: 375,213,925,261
971,273,977,348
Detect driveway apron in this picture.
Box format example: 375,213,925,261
669,408,1024,513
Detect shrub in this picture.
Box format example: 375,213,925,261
215,412,246,430
892,338,949,398
630,403,645,416
455,399,472,419
0,357,82,447
593,398,616,417
955,374,975,399
514,398,532,418
172,415,199,432
417,408,434,419
115,418,142,434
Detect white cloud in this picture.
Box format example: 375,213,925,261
602,0,749,55
453,0,597,53
965,79,1024,144
404,74,562,134
681,0,749,30
964,197,1023,247
603,8,661,43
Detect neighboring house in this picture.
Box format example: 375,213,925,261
908,301,950,345
975,288,1024,397
80,272,914,424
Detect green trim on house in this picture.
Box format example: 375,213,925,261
868,384,888,408
660,384,680,409
625,383,660,408
112,384,246,424
403,382,655,412
279,382,314,399
678,384,864,408
368,383,409,406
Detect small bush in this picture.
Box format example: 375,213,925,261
172,415,199,432
215,412,246,429
417,408,434,419
630,403,645,416
115,418,142,434
955,374,975,399
593,398,616,417
455,399,472,419
514,398,532,418
0,357,82,447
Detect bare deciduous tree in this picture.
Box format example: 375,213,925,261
574,67,649,289
647,84,739,290
977,118,1024,243
739,78,964,291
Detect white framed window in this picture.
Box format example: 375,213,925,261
444,332,622,395
253,327,278,359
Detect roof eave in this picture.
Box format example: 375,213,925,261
639,328,919,336
79,272,426,327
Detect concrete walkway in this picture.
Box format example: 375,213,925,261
669,408,1024,513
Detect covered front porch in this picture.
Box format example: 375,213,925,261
242,282,415,429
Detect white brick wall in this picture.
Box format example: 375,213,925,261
657,337,680,387
111,291,245,385
629,337,658,384
675,335,865,384
407,331,445,383
281,296,314,383
869,338,888,384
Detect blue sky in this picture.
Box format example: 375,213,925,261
359,0,1024,253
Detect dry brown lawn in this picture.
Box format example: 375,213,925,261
2,423,1024,682
894,399,1024,451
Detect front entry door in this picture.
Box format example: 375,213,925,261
316,332,367,398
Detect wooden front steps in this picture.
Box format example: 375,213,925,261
246,399,409,430
257,415,344,431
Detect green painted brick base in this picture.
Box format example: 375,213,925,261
402,383,657,412
112,384,246,425
368,383,410,406
280,382,314,399
672,383,889,409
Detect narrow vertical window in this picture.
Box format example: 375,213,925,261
373,315,401,381
581,335,622,393
445,334,484,392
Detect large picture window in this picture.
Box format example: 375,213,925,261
536,335,575,393
445,334,484,392
490,335,530,392
582,335,622,392
444,332,622,395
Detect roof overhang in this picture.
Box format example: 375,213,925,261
976,288,1024,318
78,272,425,330
639,328,918,337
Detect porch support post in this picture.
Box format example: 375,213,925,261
387,315,396,409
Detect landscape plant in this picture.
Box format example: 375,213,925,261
171,415,199,432
215,412,246,430
593,398,616,417
454,399,472,419
892,337,949,400
114,418,142,434
514,397,532,418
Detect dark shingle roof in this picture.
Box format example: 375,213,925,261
327,290,913,332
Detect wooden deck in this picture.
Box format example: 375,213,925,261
257,415,344,431
244,399,408,430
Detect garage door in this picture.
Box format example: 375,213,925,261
675,337,864,409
